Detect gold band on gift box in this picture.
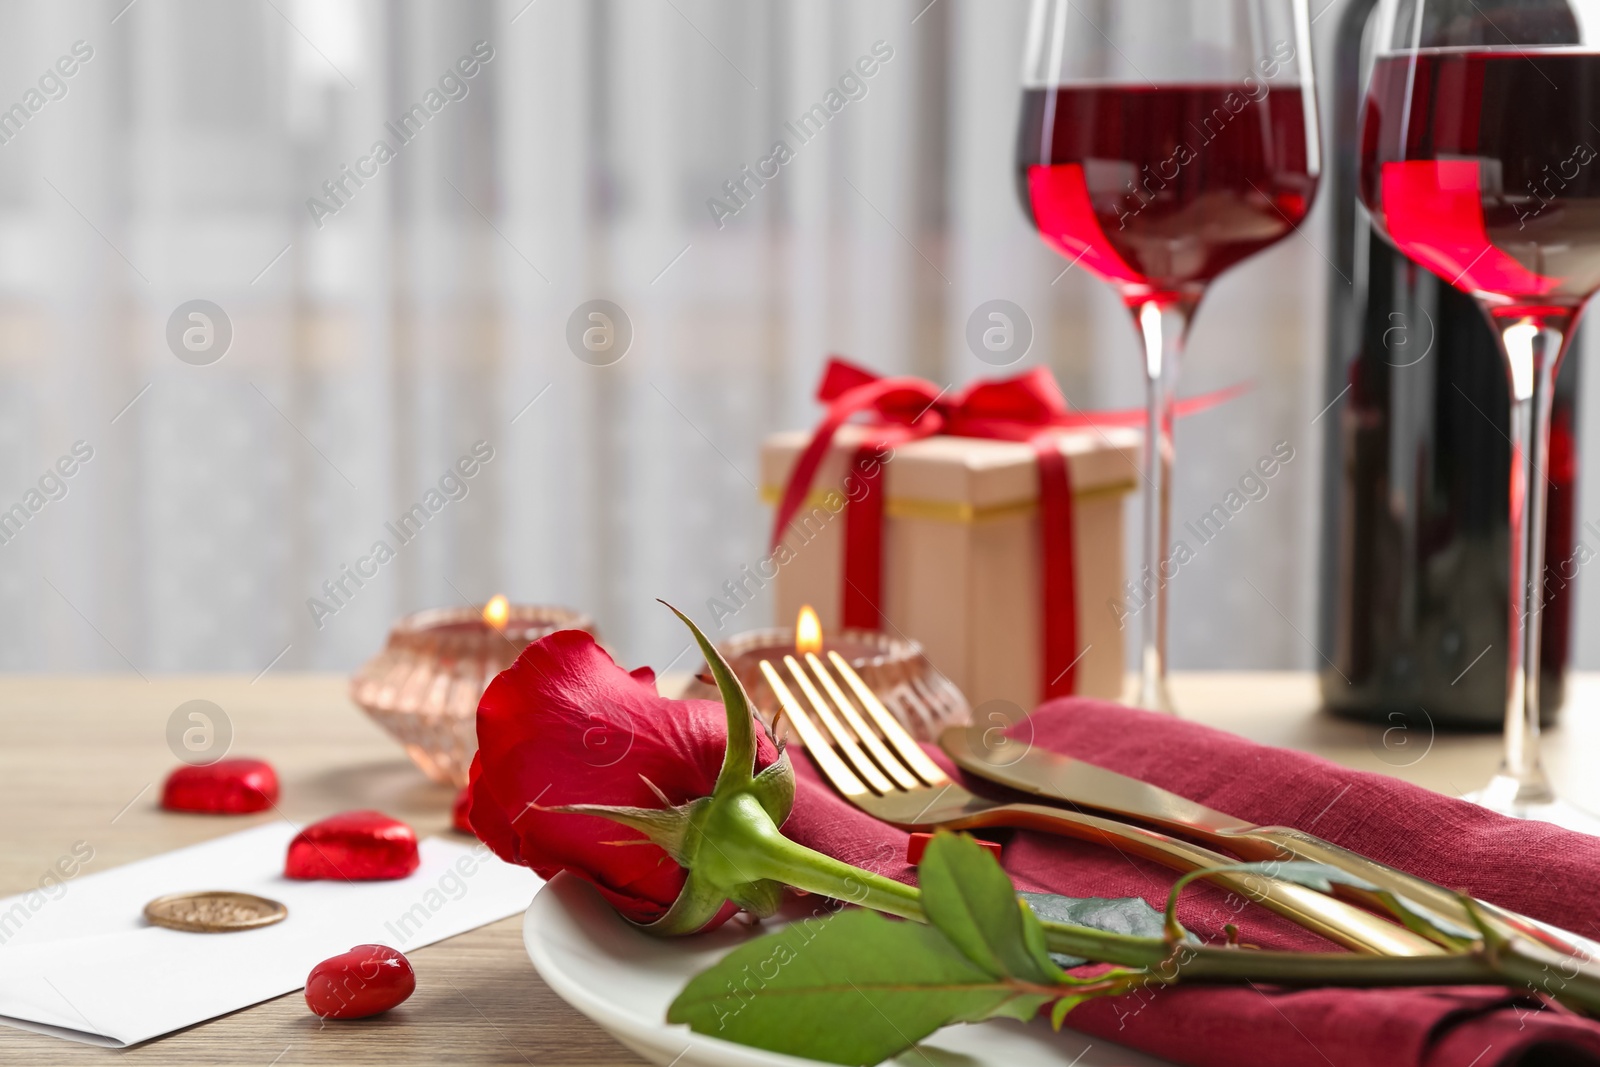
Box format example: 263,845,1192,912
758,482,1136,525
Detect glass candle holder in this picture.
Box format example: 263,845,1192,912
350,604,597,787
689,627,971,744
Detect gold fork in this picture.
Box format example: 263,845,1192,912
760,649,1441,957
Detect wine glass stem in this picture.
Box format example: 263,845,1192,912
1491,315,1566,808
1133,298,1192,713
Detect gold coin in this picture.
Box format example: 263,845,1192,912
143,891,288,933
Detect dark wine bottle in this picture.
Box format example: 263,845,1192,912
1317,0,1581,728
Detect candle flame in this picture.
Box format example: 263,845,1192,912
795,605,823,656
482,595,510,630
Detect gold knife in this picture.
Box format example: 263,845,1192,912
939,723,1595,959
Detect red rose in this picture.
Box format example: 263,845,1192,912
466,629,780,927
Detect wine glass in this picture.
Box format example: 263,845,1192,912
1359,0,1600,827
1018,0,1321,711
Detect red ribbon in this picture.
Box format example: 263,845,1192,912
770,357,1242,700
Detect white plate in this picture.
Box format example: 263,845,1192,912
524,872,1173,1067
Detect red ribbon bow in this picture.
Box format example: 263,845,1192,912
771,357,1241,700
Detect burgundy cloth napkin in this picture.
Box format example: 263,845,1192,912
780,697,1600,1067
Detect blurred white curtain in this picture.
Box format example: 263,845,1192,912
0,0,1342,675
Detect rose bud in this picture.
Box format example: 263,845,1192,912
466,626,780,929
304,944,415,1019
161,758,279,814
285,810,420,881
466,604,923,937
451,787,474,835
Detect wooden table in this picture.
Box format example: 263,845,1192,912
3,672,1598,1065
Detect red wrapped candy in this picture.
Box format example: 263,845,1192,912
304,944,415,1019
161,759,279,814
906,832,1000,866
451,788,474,835
285,810,420,881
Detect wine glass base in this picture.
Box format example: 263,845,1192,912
1475,770,1555,810
1466,778,1600,835
1130,677,1178,715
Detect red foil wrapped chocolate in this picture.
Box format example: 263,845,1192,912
160,759,279,814
285,810,420,881
906,831,1000,866
304,944,415,1019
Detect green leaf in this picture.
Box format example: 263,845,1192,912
668,909,1053,1066
1019,893,1166,967
1050,991,1099,1030
1377,896,1477,947
917,832,1060,985
671,832,1159,1062
1019,894,1066,975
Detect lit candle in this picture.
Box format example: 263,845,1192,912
706,604,964,740
795,604,823,655
720,604,885,680
351,597,597,787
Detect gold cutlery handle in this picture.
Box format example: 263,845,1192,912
943,803,1443,957
1230,826,1589,958
933,723,1591,960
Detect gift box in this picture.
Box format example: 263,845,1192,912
760,422,1138,710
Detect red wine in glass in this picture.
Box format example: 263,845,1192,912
1360,42,1600,825
1017,85,1318,302
1014,63,1319,711
1361,51,1600,314
1016,0,1320,712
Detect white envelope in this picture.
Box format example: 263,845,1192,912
0,823,541,1047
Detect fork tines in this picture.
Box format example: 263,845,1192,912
758,651,948,797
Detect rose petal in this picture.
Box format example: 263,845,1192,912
451,787,474,835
